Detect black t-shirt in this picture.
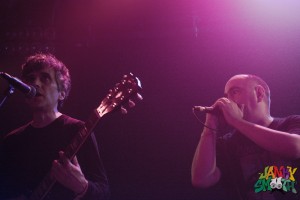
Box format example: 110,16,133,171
215,115,300,200
0,114,109,200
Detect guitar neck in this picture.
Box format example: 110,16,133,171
29,110,101,200
65,110,101,159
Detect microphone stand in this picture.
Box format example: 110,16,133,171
0,85,15,109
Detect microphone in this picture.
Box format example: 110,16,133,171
193,106,214,113
0,72,36,98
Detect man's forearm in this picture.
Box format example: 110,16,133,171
191,128,221,188
233,119,300,159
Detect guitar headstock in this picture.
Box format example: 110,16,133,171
96,73,142,117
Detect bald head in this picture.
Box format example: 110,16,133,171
225,74,270,105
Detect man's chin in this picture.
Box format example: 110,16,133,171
28,102,44,110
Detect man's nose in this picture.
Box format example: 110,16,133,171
31,78,41,88
227,95,235,102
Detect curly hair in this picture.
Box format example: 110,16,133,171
21,53,71,109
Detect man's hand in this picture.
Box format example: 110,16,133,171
215,97,244,126
51,151,88,195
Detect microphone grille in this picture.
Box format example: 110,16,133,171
26,86,37,98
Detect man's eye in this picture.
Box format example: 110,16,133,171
24,76,35,83
231,90,240,95
41,75,51,82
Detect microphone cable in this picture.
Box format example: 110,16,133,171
192,107,218,132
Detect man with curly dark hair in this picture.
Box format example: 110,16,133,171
0,53,110,200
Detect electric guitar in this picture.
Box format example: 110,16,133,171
25,73,142,200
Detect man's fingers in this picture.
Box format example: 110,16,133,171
58,151,70,165
240,104,245,112
72,155,79,166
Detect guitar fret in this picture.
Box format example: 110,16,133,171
29,173,55,200
79,128,88,137
85,110,100,131
71,136,79,150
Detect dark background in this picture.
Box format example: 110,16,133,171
1,1,300,199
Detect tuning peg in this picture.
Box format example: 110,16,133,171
128,99,135,108
136,93,143,101
121,106,128,114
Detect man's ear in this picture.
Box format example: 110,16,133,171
58,91,66,101
255,85,265,102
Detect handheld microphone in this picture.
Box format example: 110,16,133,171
192,106,214,113
0,72,36,98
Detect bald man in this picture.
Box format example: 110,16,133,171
192,74,300,200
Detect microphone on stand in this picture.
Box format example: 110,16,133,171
0,72,36,98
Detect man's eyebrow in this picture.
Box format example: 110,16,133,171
40,72,51,77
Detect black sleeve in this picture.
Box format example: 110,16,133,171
286,115,300,135
78,132,110,200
